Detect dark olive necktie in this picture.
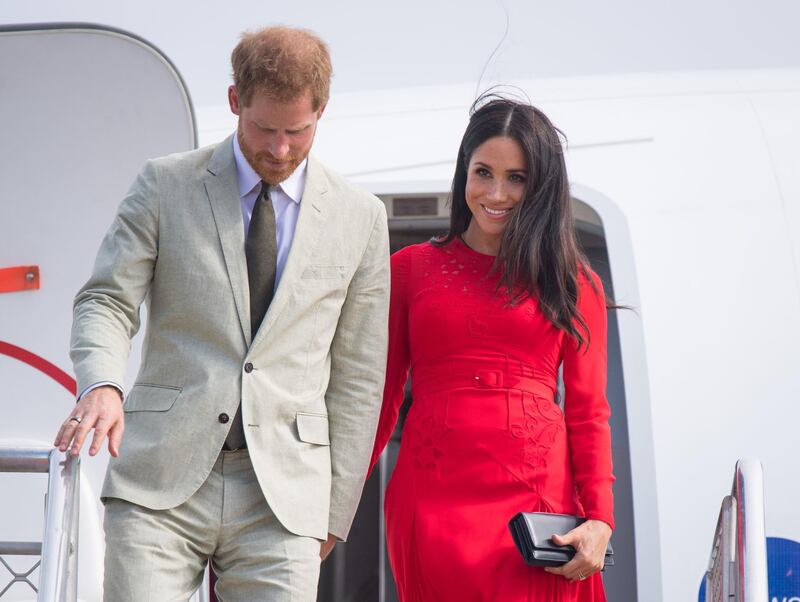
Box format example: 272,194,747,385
224,183,277,451
246,183,278,335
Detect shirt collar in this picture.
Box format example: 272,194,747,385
232,134,306,204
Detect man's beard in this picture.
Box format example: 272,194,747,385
238,129,306,185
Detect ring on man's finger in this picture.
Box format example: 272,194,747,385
69,416,83,424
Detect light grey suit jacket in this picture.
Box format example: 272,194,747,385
70,135,390,540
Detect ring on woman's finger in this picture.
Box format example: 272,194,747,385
69,416,83,424
578,572,585,581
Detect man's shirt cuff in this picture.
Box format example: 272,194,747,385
78,381,125,403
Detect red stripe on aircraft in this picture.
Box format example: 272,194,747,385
0,341,77,396
0,266,40,293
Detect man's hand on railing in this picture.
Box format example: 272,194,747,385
54,386,125,457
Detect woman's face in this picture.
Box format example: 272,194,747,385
464,135,528,246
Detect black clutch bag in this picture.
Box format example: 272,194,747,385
508,512,614,568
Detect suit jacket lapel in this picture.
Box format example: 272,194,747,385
204,135,251,346
251,155,329,348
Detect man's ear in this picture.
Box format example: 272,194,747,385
228,85,241,115
316,102,327,120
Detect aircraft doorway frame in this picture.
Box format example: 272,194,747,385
571,183,661,602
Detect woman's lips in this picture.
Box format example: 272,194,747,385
482,204,512,218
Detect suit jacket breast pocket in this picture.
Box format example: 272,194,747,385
296,265,350,312
301,265,348,280
123,384,182,413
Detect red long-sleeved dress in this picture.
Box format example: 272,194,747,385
369,238,615,602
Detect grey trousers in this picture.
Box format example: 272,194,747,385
103,449,321,602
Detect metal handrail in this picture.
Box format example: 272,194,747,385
704,458,768,601
0,447,80,601
706,495,736,600
733,459,768,600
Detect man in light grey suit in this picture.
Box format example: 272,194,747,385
54,26,389,601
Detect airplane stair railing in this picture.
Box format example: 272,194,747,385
704,458,768,601
0,447,79,601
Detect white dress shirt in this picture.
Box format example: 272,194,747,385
232,133,306,290
80,136,306,401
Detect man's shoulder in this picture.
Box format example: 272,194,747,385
145,141,220,177
309,156,383,213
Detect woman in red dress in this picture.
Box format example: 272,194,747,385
369,97,615,601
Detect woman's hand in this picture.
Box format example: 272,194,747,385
543,519,612,582
320,533,337,561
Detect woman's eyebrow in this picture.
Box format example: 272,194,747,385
472,161,526,173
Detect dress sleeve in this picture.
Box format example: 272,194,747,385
561,269,615,529
368,247,413,476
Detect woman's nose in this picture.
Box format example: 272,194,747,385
487,181,506,202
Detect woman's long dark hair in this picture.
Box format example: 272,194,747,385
434,95,596,347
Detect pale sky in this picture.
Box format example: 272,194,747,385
3,0,799,108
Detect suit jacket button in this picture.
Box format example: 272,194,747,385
244,362,254,373
218,413,230,424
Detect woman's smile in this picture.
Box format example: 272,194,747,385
481,204,513,218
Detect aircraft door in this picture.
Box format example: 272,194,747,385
0,23,196,601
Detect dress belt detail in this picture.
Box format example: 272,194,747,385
412,356,556,398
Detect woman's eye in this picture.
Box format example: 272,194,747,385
509,174,526,183
476,167,491,177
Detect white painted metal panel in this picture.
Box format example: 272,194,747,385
0,24,195,601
